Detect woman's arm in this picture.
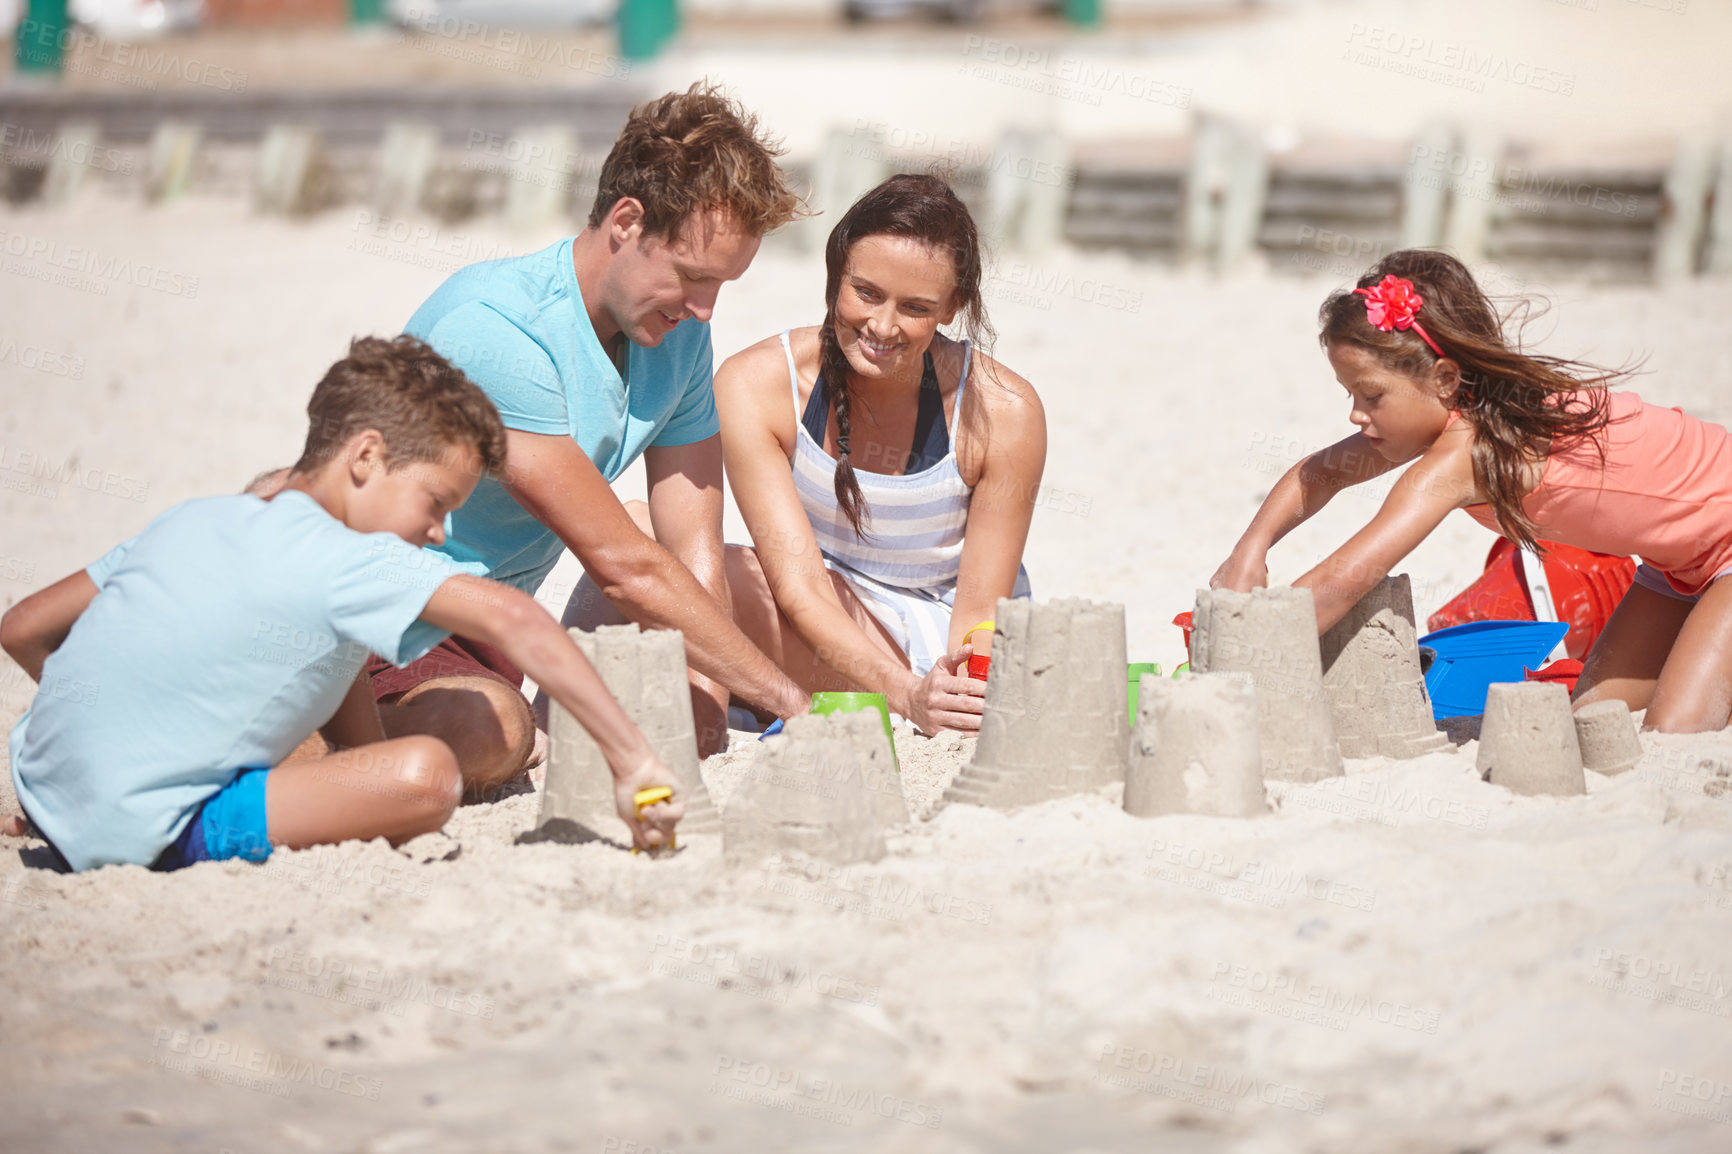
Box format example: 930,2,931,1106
715,338,923,710
949,354,1047,655
1213,432,1400,591
0,571,100,682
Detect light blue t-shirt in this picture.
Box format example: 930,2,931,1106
7,491,454,872
404,236,718,599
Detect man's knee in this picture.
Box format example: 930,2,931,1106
389,676,534,788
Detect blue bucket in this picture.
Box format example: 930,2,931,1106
1419,620,1569,719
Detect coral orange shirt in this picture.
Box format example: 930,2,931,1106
1453,391,1732,596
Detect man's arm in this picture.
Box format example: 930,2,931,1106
0,571,99,681
498,429,805,718
645,437,733,750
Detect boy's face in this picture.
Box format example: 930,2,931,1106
599,203,760,350
348,440,483,547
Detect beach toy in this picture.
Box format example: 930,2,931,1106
1419,620,1569,719
1126,662,1161,726
1319,575,1450,758
1525,658,1584,695
1427,539,1634,661
1125,673,1268,819
810,691,898,771
945,598,1129,810
1477,681,1585,796
629,785,677,855
757,718,785,741
1573,699,1642,776
964,620,995,681
1173,611,1194,662
1191,586,1342,784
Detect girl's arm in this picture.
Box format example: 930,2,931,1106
0,571,100,682
948,355,1047,656
1294,433,1479,633
418,577,682,848
715,338,927,716
1214,432,1400,590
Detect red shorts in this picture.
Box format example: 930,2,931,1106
366,635,524,702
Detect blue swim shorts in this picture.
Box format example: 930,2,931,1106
152,767,274,871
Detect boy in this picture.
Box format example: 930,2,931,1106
0,336,681,872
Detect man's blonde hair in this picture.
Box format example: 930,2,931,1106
587,82,803,240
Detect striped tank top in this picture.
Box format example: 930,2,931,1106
781,330,973,591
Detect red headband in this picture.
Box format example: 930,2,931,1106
1354,274,1444,358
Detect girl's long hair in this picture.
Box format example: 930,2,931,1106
820,173,993,539
1319,249,1630,552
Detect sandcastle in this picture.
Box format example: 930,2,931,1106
1124,672,1269,819
1319,575,1452,759
1190,586,1343,783
536,625,721,842
942,598,1129,810
1573,699,1643,776
724,711,908,866
1477,681,1586,797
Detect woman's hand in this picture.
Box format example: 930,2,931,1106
1211,545,1270,592
895,646,987,735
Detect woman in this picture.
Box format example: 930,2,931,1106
716,173,1047,735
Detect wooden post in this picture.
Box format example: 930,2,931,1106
1441,131,1501,263
1400,123,1453,250
1655,134,1714,281
256,125,324,216
42,121,100,207
371,123,438,220
1216,124,1268,273
1707,126,1732,277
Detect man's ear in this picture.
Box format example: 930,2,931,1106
605,197,646,245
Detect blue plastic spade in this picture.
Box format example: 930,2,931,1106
1418,619,1569,719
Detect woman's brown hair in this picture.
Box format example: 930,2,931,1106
1319,249,1629,552
821,172,994,539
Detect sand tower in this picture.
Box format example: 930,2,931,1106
1477,681,1586,796
942,598,1129,810
1124,672,1269,818
1191,586,1343,783
1319,575,1452,759
724,711,907,866
537,625,721,841
1573,699,1643,776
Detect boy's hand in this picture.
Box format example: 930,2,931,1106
613,757,685,851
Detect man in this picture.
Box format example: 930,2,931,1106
268,85,808,791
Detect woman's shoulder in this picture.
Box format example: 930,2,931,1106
956,341,1044,426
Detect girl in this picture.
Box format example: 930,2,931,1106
715,174,1047,735
1214,249,1732,733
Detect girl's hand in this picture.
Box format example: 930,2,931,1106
611,756,686,851
1211,547,1269,592
898,646,987,735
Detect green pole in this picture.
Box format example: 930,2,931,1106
619,0,678,62
1062,0,1100,28
350,0,387,25
15,0,69,76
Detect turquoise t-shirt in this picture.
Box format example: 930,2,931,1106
7,491,455,872
404,237,718,599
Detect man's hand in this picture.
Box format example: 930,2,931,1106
613,756,685,851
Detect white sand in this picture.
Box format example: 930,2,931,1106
4,181,1732,1148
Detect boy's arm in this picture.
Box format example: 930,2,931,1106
0,571,100,681
1214,432,1399,591
416,575,682,846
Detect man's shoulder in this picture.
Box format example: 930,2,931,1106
409,240,573,332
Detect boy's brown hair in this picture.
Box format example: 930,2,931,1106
587,82,803,241
292,336,508,477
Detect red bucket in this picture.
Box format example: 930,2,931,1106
1427,539,1634,661
1525,658,1584,695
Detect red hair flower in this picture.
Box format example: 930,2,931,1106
1354,274,1444,357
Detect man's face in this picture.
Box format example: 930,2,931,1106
600,204,761,348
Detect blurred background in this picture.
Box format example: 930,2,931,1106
2,0,1730,665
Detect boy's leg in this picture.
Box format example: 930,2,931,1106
266,735,461,849
1641,575,1732,734
1573,582,1695,714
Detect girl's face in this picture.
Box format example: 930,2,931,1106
1327,341,1458,463
833,234,960,383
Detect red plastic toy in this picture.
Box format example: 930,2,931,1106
1427,539,1634,660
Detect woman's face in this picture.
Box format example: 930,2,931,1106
832,234,960,383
